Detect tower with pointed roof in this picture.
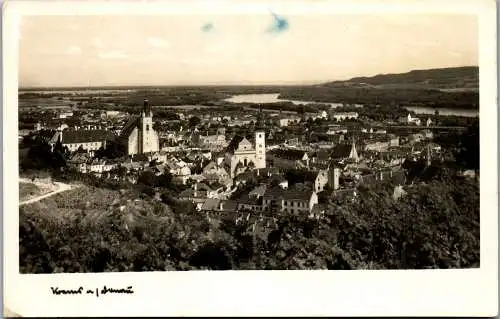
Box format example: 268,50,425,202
349,139,359,163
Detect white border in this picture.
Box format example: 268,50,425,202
3,0,498,316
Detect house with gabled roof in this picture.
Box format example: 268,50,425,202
53,129,115,153
262,184,318,214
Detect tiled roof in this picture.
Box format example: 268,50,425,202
249,184,267,197
263,185,313,201
201,198,221,211
219,200,238,212
225,134,255,153
271,149,308,161
313,150,332,161
61,129,115,144
331,144,352,159
119,115,140,139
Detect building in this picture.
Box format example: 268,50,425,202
53,128,115,152
399,113,421,126
276,116,300,127
57,111,74,119
196,129,227,149
331,140,359,163
329,111,359,121
226,131,266,177
119,99,160,155
313,170,329,193
269,149,310,169
364,136,399,152
262,185,318,214
328,167,341,190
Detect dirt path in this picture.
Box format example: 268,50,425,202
19,178,77,206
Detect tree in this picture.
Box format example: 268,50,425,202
188,116,201,128
137,171,156,187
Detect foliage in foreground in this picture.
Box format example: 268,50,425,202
19,173,479,272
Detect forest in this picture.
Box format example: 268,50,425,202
19,166,479,272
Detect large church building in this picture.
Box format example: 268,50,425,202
120,99,160,155
225,131,266,177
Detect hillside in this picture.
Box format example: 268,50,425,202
277,66,479,109
323,66,479,90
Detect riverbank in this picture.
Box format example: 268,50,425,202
225,93,479,117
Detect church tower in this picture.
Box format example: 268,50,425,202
349,138,359,163
254,131,266,169
138,99,158,154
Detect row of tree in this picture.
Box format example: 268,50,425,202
19,164,479,272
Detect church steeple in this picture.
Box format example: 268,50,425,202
143,99,152,117
349,138,359,163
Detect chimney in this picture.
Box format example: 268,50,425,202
193,183,198,197
219,202,224,211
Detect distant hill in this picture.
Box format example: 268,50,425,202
323,66,479,91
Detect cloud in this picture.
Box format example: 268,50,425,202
147,37,169,48
98,50,128,59
65,46,82,55
91,37,104,49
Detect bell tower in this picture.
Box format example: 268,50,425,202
254,131,266,169
139,99,154,154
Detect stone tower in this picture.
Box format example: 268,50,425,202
328,166,340,190
138,99,157,154
254,131,266,169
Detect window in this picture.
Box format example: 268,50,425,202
259,134,262,138
146,124,150,131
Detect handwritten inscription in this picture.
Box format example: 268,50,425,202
51,286,134,297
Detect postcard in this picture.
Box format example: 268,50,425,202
3,0,498,316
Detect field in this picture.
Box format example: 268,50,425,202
19,183,42,202
19,180,58,202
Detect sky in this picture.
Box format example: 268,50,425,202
18,14,478,87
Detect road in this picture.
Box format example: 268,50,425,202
19,179,76,206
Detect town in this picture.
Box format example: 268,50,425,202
20,91,470,215
18,70,480,272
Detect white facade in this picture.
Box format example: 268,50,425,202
407,114,422,126
330,112,359,121
122,100,160,155
64,141,104,152
229,131,266,177
314,170,329,193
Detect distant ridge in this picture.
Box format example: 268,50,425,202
322,66,479,90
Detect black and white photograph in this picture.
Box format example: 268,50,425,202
3,0,497,317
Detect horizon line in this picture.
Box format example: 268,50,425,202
19,65,478,90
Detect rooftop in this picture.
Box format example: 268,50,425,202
61,129,115,144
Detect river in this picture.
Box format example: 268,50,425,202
224,93,479,117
